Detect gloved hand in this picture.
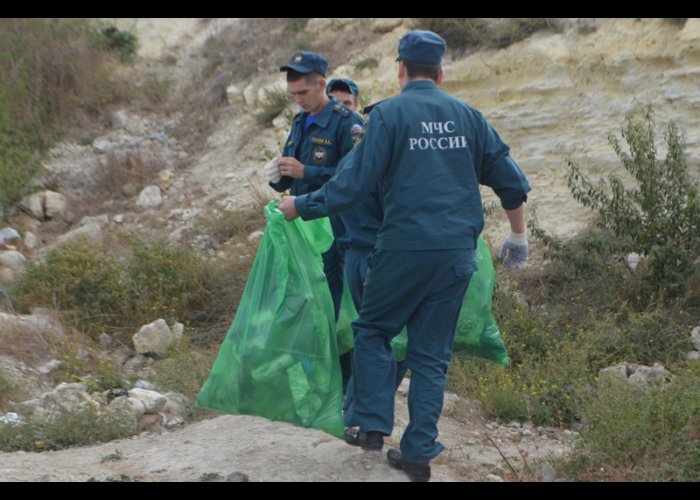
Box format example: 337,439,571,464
263,157,281,183
499,231,528,268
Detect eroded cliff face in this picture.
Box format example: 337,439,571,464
111,18,700,239
337,18,700,238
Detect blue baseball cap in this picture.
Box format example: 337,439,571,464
280,51,328,77
326,78,359,98
396,30,446,65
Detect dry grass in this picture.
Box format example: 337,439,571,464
0,19,134,214
99,148,170,198
415,18,564,56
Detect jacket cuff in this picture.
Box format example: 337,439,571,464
500,195,527,211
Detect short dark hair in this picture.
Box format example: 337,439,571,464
403,60,440,82
286,70,320,84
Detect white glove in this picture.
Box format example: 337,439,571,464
499,231,528,268
263,157,281,183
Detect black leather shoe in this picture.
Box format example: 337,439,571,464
344,427,384,451
386,448,431,482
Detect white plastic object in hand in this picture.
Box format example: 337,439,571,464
263,157,281,183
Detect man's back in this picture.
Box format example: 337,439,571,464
359,80,528,251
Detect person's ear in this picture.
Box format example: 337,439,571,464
397,61,406,78
436,67,444,85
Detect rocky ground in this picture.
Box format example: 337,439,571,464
0,379,576,482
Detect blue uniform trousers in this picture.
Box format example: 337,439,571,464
350,248,475,463
343,248,407,427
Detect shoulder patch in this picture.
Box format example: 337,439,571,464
350,123,366,146
333,103,350,117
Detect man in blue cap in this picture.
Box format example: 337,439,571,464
327,78,361,112
278,30,530,481
264,51,364,393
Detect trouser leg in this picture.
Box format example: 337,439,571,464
351,249,475,456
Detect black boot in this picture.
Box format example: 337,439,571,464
386,448,431,482
344,427,384,451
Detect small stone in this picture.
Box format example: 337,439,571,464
226,472,249,482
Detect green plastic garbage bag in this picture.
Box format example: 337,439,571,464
195,201,345,438
335,278,355,355
390,236,510,365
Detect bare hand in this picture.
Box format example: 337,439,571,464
278,196,299,221
279,157,304,179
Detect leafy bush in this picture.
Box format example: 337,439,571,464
10,241,131,336
8,235,252,342
564,106,700,299
125,235,212,326
447,107,699,477
95,25,137,61
92,25,138,63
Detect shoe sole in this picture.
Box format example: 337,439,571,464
344,435,383,451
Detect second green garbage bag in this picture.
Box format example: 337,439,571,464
373,235,509,366
196,201,344,438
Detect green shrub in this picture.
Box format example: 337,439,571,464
8,235,252,343
9,241,131,337
448,283,693,428
125,235,213,326
92,25,138,63
449,106,699,477
564,106,700,299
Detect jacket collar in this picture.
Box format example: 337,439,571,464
401,80,439,93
